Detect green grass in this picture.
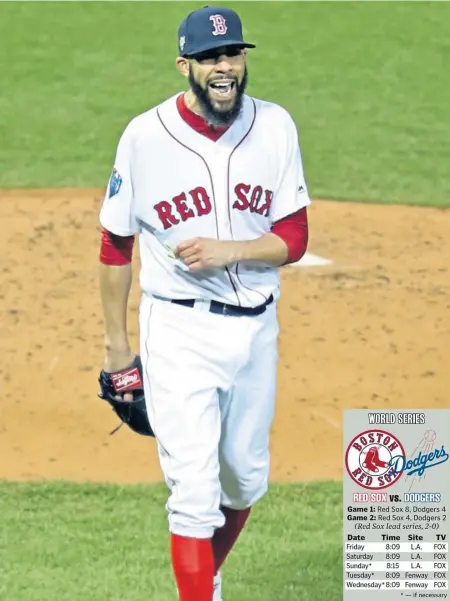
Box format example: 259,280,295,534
0,2,449,206
0,480,342,601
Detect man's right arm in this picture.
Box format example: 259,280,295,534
98,123,140,373
99,229,135,372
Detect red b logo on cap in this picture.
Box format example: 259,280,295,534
210,14,227,36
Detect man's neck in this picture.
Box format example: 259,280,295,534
176,93,229,141
183,90,205,120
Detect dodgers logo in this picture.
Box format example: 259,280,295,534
390,445,449,477
108,168,122,198
210,14,227,36
345,429,406,490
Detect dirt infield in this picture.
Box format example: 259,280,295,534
0,189,448,484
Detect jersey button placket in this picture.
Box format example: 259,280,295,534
210,154,232,241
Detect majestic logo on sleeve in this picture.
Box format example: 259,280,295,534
345,429,406,490
210,14,227,36
153,184,273,230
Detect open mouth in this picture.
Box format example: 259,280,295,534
208,80,236,96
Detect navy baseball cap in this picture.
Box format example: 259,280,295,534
178,6,255,57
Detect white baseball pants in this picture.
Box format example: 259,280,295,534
139,293,279,539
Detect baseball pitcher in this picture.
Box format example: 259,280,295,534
98,6,311,601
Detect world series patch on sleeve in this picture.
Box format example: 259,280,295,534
343,409,449,600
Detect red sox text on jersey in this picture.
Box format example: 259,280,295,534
154,184,273,230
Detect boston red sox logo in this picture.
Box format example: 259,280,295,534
345,429,406,490
210,14,227,36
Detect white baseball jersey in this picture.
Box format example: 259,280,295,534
99,93,311,307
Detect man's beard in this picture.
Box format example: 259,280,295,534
188,67,248,128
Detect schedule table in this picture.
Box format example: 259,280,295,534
345,539,448,592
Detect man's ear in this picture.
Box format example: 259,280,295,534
176,57,190,78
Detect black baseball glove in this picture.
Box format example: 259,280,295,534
98,355,155,437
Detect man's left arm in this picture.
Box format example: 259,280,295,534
176,207,308,270
228,206,309,267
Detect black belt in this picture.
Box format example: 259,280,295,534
171,294,274,317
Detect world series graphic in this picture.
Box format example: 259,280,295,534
343,410,449,600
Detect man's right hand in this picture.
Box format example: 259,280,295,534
102,348,137,401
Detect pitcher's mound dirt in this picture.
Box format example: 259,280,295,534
0,189,448,484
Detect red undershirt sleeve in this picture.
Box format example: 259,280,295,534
270,207,309,265
99,227,135,266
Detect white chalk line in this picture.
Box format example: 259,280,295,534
290,251,333,268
